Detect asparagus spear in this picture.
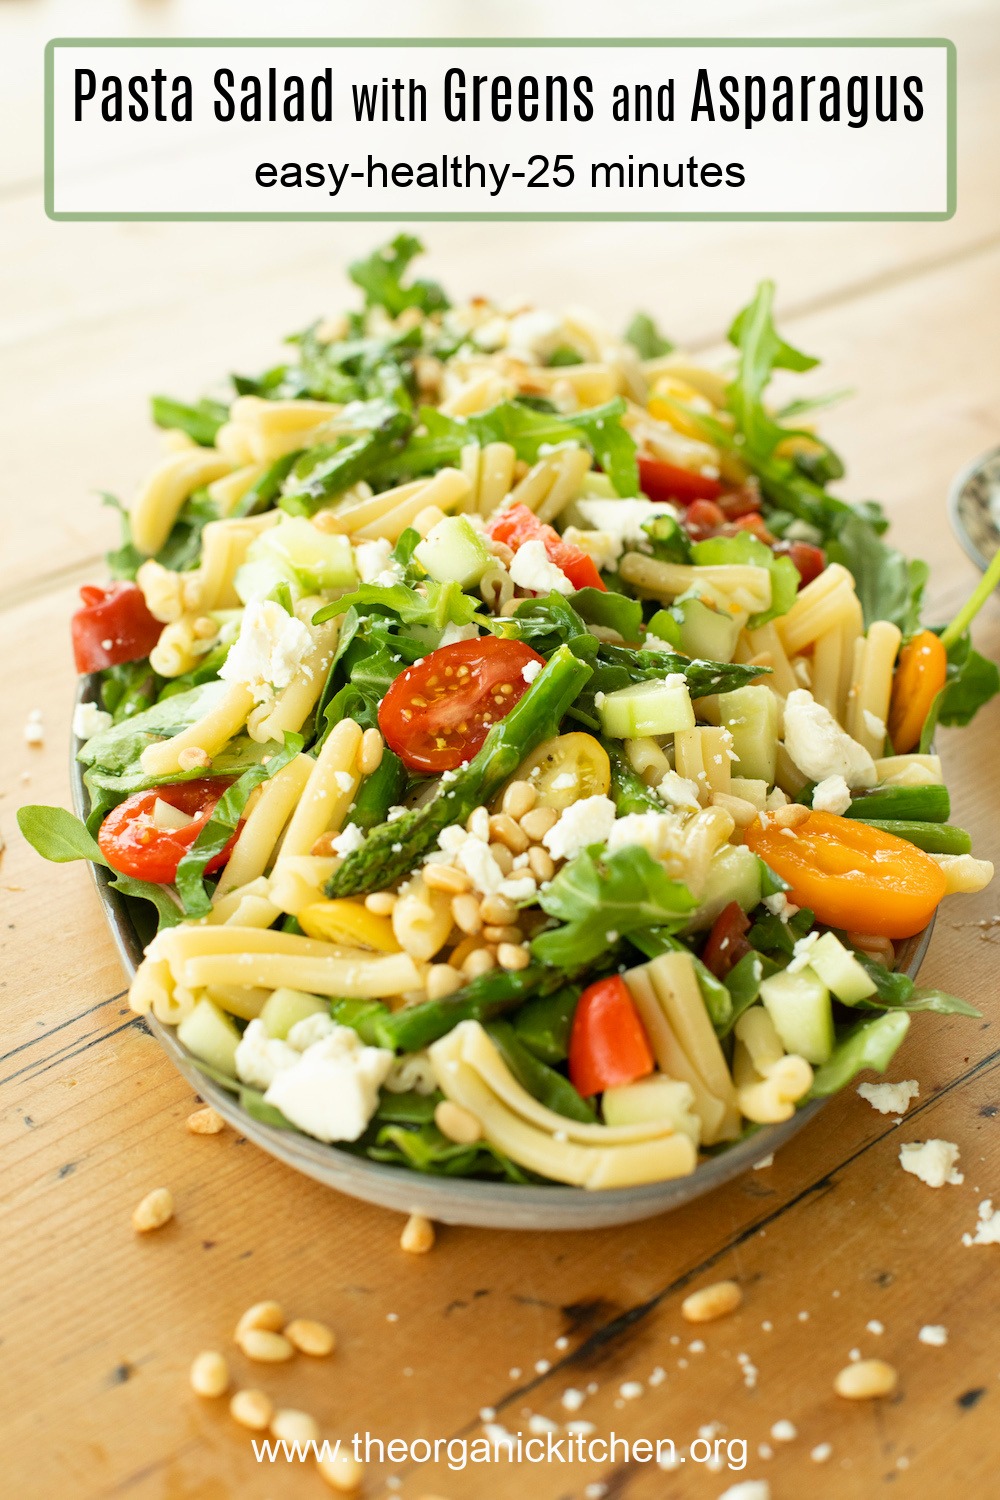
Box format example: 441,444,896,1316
325,644,592,897
280,406,412,518
605,740,664,815
597,643,768,700
373,963,563,1052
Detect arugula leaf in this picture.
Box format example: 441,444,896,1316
808,1012,910,1098
84,735,278,807
726,280,819,460
691,531,799,628
79,683,229,772
279,404,413,517
101,493,144,581
349,235,449,319
150,395,229,447
17,805,108,865
570,587,643,642
533,846,696,968
624,311,674,359
491,592,599,662
99,660,163,723
747,906,814,958
175,733,303,917
721,949,782,1035
313,579,481,631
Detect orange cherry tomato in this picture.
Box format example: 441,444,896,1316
745,810,948,939
888,630,948,754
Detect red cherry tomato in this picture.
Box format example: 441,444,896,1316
721,512,776,544
700,901,752,979
717,482,764,520
682,499,727,539
774,540,827,588
568,975,656,1098
637,455,724,505
97,779,237,884
378,637,546,774
488,503,606,592
72,583,162,675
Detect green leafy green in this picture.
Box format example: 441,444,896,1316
826,512,928,633
348,234,449,319
99,660,164,723
624,312,674,359
313,579,481,631
691,531,800,628
808,1012,911,1097
920,630,1000,750
512,986,581,1065
107,872,184,929
79,683,229,773
17,805,108,865
641,513,693,565
150,395,229,447
570,587,643,642
533,845,696,968
279,403,413,517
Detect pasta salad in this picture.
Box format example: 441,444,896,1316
22,237,1000,1190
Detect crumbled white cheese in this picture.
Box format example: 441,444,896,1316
72,702,113,741
355,538,403,587
787,931,820,974
543,795,617,862
782,690,877,788
561,1387,585,1411
286,1012,337,1051
718,1482,771,1500
439,621,480,647
331,822,366,857
527,1414,560,1436
333,770,354,793
962,1198,1000,1246
522,659,543,684
566,1420,596,1437
263,1024,394,1142
918,1324,948,1346
220,599,314,699
656,770,702,811
619,1381,644,1399
858,1080,919,1116
386,805,408,823
607,811,678,860
550,772,576,791
753,1153,775,1170
437,824,505,895
771,1420,797,1443
643,633,676,654
23,710,44,746
509,538,574,596
863,710,887,743
811,1444,832,1463
575,498,680,555
867,1320,885,1335
561,526,621,573
811,774,853,816
234,1019,300,1091
498,875,537,904
899,1138,964,1187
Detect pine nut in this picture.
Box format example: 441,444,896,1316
359,727,384,776
311,510,343,534
426,963,463,1001
467,806,491,841
489,842,515,874
480,894,517,926
187,1106,225,1135
272,1408,320,1444
834,1359,898,1400
189,1350,229,1397
681,1280,743,1323
131,1187,174,1233
284,1318,336,1357
527,846,555,882
230,1388,274,1430
424,864,472,895
192,615,218,639
448,934,482,970
435,1100,483,1144
484,923,522,945
318,1450,365,1492
177,746,211,772
489,539,515,565
400,1213,436,1254
520,806,559,841
236,1300,285,1337
489,812,530,853
497,943,531,971
771,803,810,829
365,891,397,915
462,946,496,979
451,893,483,934
237,1328,295,1363
312,832,339,856
502,780,537,820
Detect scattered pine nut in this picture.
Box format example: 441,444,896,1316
426,963,463,1001
483,923,522,945
519,806,559,841
527,845,555,882
230,1388,274,1431
497,942,531,971
311,510,343,534
317,1449,365,1492
467,806,491,841
489,812,530,854
834,1359,898,1400
285,1318,336,1357
681,1280,743,1323
480,893,517,926
186,1106,225,1135
502,780,537,821
462,947,496,979
189,1350,230,1398
236,1300,285,1338
488,841,514,874
451,893,483,935
771,803,811,829
365,891,397,915
271,1408,320,1445
435,1100,483,1145
400,1213,436,1254
237,1328,294,1363
423,863,472,895
131,1187,174,1233
177,746,211,772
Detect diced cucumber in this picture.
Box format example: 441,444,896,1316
177,999,241,1076
258,517,357,592
759,968,834,1065
602,1076,701,1145
684,843,762,931
675,597,741,664
598,679,695,738
235,554,299,605
260,987,327,1040
414,515,492,587
645,609,683,650
718,685,779,785
729,776,769,810
807,932,878,1004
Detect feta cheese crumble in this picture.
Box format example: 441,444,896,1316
509,539,574,596
656,769,702,811
607,811,679,861
918,1324,948,1346
771,1420,797,1443
575,497,680,557
543,795,617,862
234,1018,300,1091
811,774,853,816
354,538,403,587
331,822,366,857
858,1080,919,1116
521,658,543,684
899,1138,964,1187
262,1024,394,1143
220,599,313,700
436,824,505,895
717,1482,771,1500
962,1199,1000,1246
782,690,877,788
72,702,113,741
23,710,44,746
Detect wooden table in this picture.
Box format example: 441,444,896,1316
4,2,1000,1495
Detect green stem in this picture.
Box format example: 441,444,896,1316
940,544,1000,650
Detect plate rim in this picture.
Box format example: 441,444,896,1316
947,441,1000,574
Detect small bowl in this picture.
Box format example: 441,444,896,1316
71,684,933,1230
949,443,1000,574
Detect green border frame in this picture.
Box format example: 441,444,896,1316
44,36,957,222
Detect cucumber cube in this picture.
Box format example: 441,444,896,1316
676,597,741,663
259,987,328,1040
684,843,762,931
759,968,834,1065
718,685,779,785
177,998,241,1077
599,679,695,738
260,517,357,592
807,932,878,1004
414,515,492,587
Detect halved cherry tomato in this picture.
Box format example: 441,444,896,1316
726,512,776,544
888,630,948,754
378,638,546,774
501,733,611,812
682,499,727,539
717,481,764,520
745,810,947,939
701,901,752,979
488,503,606,592
773,540,827,588
637,455,724,505
568,975,655,1098
72,583,163,675
97,779,237,884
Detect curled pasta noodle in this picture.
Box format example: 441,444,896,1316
214,754,315,896
139,680,255,777
149,616,203,678
479,562,515,611
276,718,364,860
625,737,672,787
131,448,234,556
735,1050,813,1124
647,952,739,1113
931,854,995,895
477,442,518,515
622,965,727,1144
439,370,514,416
391,876,453,961
619,554,771,616
206,462,269,514
776,563,857,657
744,622,799,699
674,727,732,798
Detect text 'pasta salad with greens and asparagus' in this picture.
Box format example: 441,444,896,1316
21,238,1000,1190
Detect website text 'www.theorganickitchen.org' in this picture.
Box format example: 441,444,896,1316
250,1428,750,1473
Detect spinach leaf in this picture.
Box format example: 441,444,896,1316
920,630,1000,749
533,846,696,968
570,587,643,642
102,493,144,581
150,395,229,447
79,682,229,772
486,1021,596,1123
99,659,164,722
365,1122,533,1181
107,872,184,929
691,531,800,628
624,311,674,359
849,949,980,1017
348,234,449,319
84,734,278,804
279,404,413,517
314,579,481,631
490,592,599,662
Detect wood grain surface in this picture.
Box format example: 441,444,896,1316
2,3,999,1497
